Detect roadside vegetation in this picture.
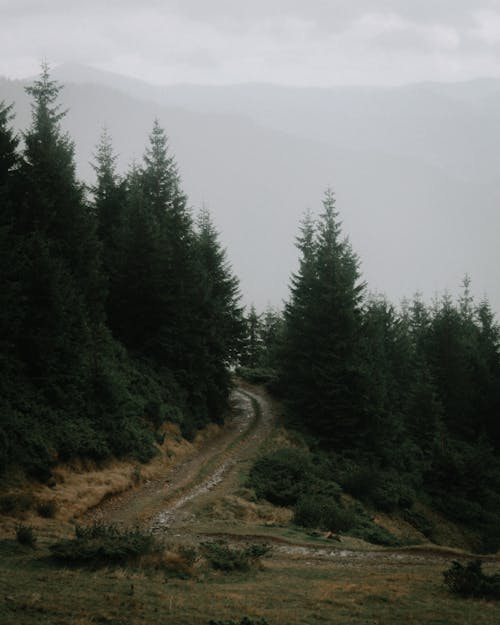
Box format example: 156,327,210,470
240,192,500,554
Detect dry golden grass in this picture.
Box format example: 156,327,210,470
199,494,293,526
0,420,225,539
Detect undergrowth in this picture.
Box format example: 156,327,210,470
248,448,400,546
49,523,157,567
201,541,270,572
443,560,500,599
15,523,37,548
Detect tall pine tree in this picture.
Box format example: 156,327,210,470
281,190,365,446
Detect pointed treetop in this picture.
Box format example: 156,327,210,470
143,119,183,213
318,187,342,248
296,209,315,254
92,127,118,198
25,61,66,130
197,205,218,239
459,274,474,320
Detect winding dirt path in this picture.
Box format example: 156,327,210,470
80,383,500,566
82,385,273,532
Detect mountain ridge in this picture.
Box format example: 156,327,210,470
1,69,498,312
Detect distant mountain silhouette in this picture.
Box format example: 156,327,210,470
2,67,499,311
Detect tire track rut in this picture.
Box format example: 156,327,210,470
82,386,272,531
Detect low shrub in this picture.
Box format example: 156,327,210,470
177,545,198,566
339,462,415,512
293,494,399,546
443,560,500,599
16,523,37,548
402,508,434,538
37,500,57,518
294,495,356,532
201,541,270,572
347,524,400,547
248,448,313,506
339,463,379,500
0,493,35,516
49,523,157,567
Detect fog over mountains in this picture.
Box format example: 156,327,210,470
2,63,499,312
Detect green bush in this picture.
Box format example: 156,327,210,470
339,463,378,500
49,523,157,567
338,462,416,512
16,523,37,548
201,541,270,572
402,508,434,538
371,479,417,512
347,524,400,547
294,495,356,532
443,560,500,599
37,500,57,518
0,493,35,515
248,448,313,506
293,494,399,546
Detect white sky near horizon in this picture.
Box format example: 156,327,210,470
1,0,500,85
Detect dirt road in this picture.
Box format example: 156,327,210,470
82,385,273,532
81,383,500,567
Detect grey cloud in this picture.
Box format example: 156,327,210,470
3,1,499,26
149,0,500,30
2,0,500,85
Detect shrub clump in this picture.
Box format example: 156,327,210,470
293,495,400,546
402,508,435,539
347,524,400,547
37,500,57,518
201,541,270,572
337,462,416,512
248,447,341,508
443,560,500,599
16,523,37,548
294,495,356,532
0,493,35,516
49,523,156,567
248,448,313,506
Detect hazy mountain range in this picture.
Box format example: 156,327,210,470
1,63,499,313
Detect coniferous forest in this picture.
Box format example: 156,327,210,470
0,66,244,477
2,67,500,553
241,192,500,553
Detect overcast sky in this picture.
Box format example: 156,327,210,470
1,0,500,85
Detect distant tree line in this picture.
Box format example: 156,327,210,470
242,190,500,552
0,66,244,477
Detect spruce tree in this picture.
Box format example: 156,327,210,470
193,208,244,417
281,190,366,446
